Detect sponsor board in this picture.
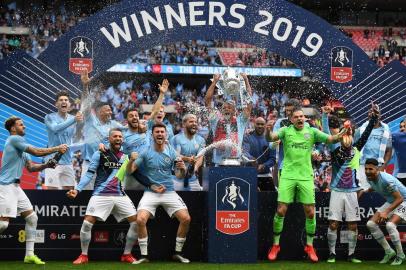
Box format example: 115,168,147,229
0,234,13,239
49,233,66,240
70,233,80,240
94,231,109,243
35,230,45,243
113,230,127,247
34,204,87,217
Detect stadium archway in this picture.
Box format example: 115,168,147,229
1,0,405,126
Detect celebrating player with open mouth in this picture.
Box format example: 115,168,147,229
67,128,139,264
266,107,347,262
127,123,191,264
361,158,406,266
321,104,379,263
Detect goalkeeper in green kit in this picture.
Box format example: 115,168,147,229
266,107,347,262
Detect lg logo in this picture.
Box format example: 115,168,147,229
50,233,66,240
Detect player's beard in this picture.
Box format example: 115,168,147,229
154,136,165,145
186,126,197,135
129,120,139,130
111,141,122,152
294,120,304,129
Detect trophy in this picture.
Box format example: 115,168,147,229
215,67,253,109
213,68,253,166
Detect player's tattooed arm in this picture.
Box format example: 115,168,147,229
25,160,52,172
328,128,348,143
25,144,68,157
194,155,204,175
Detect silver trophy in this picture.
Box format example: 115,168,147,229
215,67,253,109
213,68,253,166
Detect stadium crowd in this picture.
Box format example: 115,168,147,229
1,1,405,193
1,3,405,67
1,1,406,266
32,72,404,196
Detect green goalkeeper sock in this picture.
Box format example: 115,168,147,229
273,215,284,245
305,218,316,246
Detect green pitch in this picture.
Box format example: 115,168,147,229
0,261,401,270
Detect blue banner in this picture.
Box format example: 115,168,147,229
108,63,303,77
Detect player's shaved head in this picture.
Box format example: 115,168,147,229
254,117,266,135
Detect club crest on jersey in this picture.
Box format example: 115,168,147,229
331,46,353,83
69,36,93,75
216,178,250,235
304,133,311,140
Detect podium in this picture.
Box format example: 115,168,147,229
203,166,257,263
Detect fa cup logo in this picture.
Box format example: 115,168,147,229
334,48,349,67
73,38,90,57
221,181,245,209
216,177,250,235
330,46,353,83
69,36,93,74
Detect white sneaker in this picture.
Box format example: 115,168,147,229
172,254,190,263
132,257,149,264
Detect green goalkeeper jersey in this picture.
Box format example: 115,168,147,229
278,125,329,181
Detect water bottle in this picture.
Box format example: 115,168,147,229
184,163,194,188
47,151,65,168
52,152,64,163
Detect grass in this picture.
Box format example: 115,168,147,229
0,261,402,270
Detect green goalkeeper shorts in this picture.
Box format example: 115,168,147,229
277,178,315,204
